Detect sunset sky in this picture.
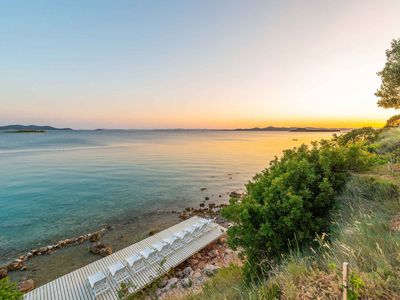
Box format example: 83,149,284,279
1,0,400,129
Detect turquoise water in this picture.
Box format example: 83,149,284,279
0,130,332,263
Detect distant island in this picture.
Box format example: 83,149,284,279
232,126,344,132
6,129,46,133
0,125,73,131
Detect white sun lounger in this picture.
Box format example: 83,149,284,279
107,261,130,285
163,234,182,250
87,271,110,298
174,229,193,243
184,223,201,238
140,247,160,265
126,254,146,273
189,223,203,237
152,240,173,257
198,218,213,232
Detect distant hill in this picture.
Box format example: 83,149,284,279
233,126,343,132
233,126,295,131
0,125,73,131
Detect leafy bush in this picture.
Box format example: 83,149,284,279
334,127,379,146
0,277,23,300
222,139,377,280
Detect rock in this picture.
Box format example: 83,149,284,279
19,279,35,293
192,271,204,283
189,258,199,266
182,266,193,278
7,260,24,271
0,267,7,279
148,228,159,236
175,270,183,278
99,245,112,256
89,243,113,256
157,276,168,288
200,188,207,191
205,197,209,200
204,264,219,276
229,191,242,198
199,203,205,207
181,277,192,288
89,232,101,242
219,194,222,197
164,277,178,291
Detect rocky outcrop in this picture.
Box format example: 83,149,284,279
178,203,228,221
19,279,35,293
1,227,110,273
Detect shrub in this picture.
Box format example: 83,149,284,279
385,114,400,128
222,139,377,280
0,277,23,300
334,127,379,146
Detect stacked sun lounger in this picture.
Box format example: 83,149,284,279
87,217,216,298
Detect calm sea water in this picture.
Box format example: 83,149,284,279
0,130,333,263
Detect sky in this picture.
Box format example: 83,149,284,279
1,0,400,129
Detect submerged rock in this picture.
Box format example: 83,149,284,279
89,243,113,256
19,279,35,293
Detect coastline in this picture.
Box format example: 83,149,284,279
3,190,237,289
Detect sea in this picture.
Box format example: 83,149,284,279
0,130,333,270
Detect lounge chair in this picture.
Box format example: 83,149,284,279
126,254,146,273
174,230,193,244
140,247,161,265
163,234,183,250
107,261,130,285
198,218,213,232
87,271,110,298
189,223,203,237
152,240,173,257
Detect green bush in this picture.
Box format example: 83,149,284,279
0,278,23,300
334,127,379,146
222,139,377,280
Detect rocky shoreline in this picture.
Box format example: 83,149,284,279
2,189,244,294
0,226,110,281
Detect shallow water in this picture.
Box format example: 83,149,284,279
0,130,333,265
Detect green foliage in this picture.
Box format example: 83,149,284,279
376,127,400,161
334,127,378,146
385,114,400,128
348,272,365,300
376,39,400,109
222,138,377,280
0,277,23,300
